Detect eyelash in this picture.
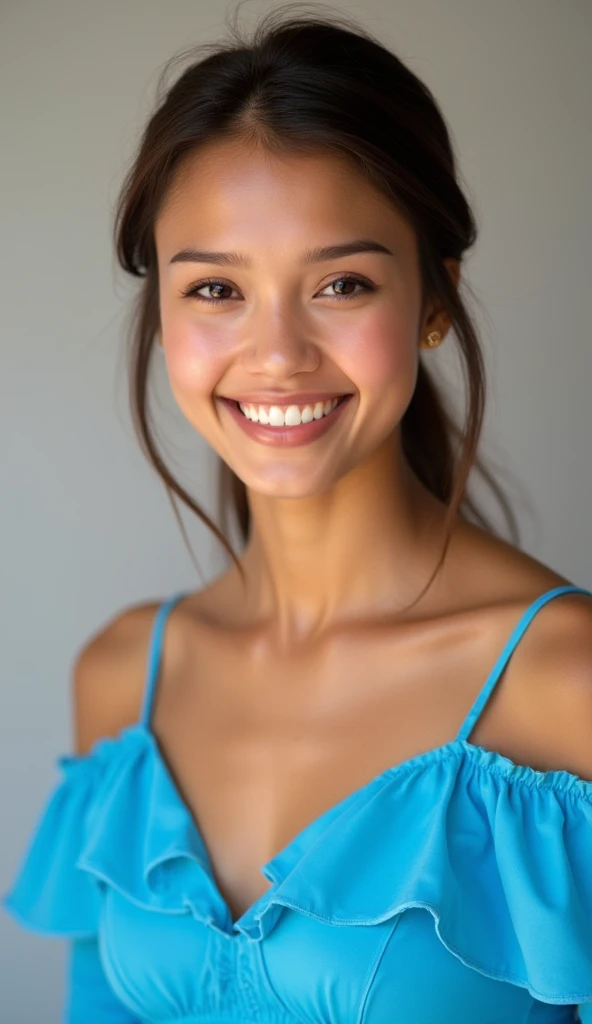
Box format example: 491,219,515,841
180,274,375,304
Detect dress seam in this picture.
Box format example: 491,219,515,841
356,915,404,1024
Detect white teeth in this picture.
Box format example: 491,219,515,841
268,406,285,426
238,397,341,426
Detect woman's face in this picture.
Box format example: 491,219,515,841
154,140,443,498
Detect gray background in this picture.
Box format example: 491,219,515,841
1,0,590,1019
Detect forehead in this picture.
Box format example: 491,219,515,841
155,139,415,252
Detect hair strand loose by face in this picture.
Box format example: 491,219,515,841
113,0,520,600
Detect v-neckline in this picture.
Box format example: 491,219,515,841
137,583,592,930
143,723,468,929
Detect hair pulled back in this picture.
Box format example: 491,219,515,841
114,1,519,595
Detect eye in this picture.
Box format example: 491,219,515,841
181,279,237,303
319,275,375,301
180,274,375,304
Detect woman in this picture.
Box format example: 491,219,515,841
4,5,592,1022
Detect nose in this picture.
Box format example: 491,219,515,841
240,311,321,379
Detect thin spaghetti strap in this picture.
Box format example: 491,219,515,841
139,591,189,730
456,584,592,743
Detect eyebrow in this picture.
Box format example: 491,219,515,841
169,238,394,267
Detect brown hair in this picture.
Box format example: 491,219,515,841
114,1,519,599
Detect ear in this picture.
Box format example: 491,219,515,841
419,258,461,341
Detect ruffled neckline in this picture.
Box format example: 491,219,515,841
8,720,592,1005
74,723,592,937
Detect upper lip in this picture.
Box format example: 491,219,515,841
219,392,351,406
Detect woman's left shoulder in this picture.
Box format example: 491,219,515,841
514,578,592,784
454,521,592,781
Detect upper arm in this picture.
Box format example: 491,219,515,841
521,592,592,782
71,601,162,756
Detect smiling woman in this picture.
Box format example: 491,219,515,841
151,132,460,506
3,3,592,1024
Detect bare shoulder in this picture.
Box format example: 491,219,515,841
456,520,592,780
70,575,247,758
72,598,166,756
519,585,592,782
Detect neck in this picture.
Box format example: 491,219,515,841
233,432,453,649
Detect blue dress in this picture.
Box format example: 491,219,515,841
4,583,592,1023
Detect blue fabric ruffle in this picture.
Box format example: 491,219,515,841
3,724,592,1006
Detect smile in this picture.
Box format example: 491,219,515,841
238,398,341,426
218,395,353,448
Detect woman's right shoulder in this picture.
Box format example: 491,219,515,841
71,598,165,757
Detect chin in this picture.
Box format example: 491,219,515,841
238,469,341,501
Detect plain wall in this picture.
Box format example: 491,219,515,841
1,0,590,1019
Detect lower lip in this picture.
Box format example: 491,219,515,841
218,396,353,447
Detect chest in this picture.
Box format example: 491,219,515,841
150,609,532,925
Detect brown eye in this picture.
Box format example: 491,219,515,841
181,279,236,302
320,275,373,300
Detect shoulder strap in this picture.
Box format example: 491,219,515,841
139,591,189,729
456,584,592,743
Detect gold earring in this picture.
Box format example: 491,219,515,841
421,330,442,349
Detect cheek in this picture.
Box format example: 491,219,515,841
340,308,417,397
163,328,227,398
